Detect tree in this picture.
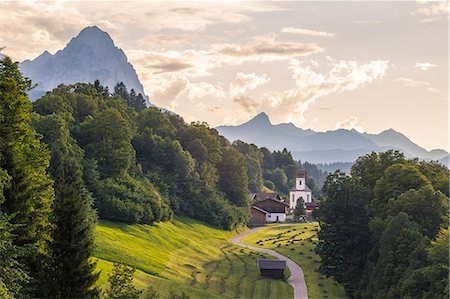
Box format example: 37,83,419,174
33,114,99,298
0,169,28,297
106,263,142,299
0,56,54,293
366,212,426,298
316,171,370,296
78,108,134,178
294,197,305,217
217,147,249,207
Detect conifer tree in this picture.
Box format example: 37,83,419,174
33,114,99,298
0,55,54,292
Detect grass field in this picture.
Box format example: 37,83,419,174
240,223,347,299
94,217,293,298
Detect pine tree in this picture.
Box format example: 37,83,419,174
0,56,54,292
33,114,99,298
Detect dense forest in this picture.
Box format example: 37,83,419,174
316,151,449,298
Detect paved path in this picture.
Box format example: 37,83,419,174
229,227,308,299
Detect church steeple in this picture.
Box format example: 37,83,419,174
295,169,306,190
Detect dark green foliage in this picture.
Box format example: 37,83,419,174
78,108,134,178
294,197,305,216
317,151,450,298
113,82,146,112
105,263,142,299
0,170,29,297
316,171,370,296
366,213,426,298
0,56,54,295
218,147,249,207
33,114,99,297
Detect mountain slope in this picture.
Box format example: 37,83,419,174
217,113,448,164
20,26,147,101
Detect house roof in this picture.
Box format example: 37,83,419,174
251,192,280,201
254,197,290,207
289,185,312,192
257,259,287,270
305,202,319,209
251,206,269,214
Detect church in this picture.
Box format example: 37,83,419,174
289,169,312,212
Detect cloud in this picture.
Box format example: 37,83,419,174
148,61,194,74
185,81,225,102
426,87,440,93
211,35,323,62
414,62,437,71
150,76,188,111
396,77,431,87
233,95,261,113
229,73,270,113
281,27,335,37
260,58,389,124
412,2,449,22
0,0,283,61
334,116,364,132
229,73,270,98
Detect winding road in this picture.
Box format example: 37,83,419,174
230,227,308,299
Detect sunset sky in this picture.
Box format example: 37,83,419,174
1,0,448,151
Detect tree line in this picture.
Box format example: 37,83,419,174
316,150,449,298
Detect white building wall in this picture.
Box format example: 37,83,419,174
296,177,306,190
266,213,286,222
289,190,312,210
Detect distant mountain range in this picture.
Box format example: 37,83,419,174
217,112,449,165
19,26,148,102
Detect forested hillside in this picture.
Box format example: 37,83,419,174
316,151,449,298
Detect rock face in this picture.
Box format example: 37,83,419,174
217,113,448,164
20,26,147,101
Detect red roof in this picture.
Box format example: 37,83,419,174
296,169,306,178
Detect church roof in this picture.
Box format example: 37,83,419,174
296,169,306,178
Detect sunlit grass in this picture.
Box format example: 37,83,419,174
241,223,348,299
94,217,293,298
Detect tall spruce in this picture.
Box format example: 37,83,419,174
0,56,54,293
33,114,99,298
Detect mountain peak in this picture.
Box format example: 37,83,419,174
72,26,114,46
247,112,272,125
19,26,148,102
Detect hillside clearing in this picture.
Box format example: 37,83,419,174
94,217,293,298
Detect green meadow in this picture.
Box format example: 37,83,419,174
241,223,347,299
93,217,293,298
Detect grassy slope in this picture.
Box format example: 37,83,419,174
241,223,347,299
94,217,293,299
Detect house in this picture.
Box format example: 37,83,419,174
257,259,286,279
249,192,289,224
289,169,312,212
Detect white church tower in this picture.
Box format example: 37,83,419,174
289,169,312,211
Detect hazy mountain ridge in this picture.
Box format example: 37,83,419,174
217,112,449,164
19,26,148,102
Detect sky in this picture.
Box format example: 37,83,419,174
0,0,448,151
